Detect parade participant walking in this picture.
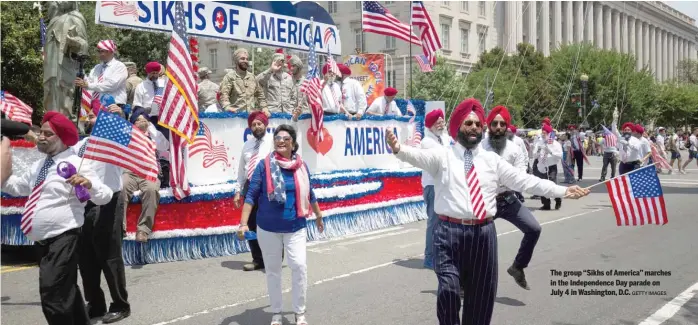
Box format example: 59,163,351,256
337,64,367,119
387,98,589,325
234,111,274,271
481,106,540,290
74,107,131,323
599,122,620,182
237,124,324,325
507,125,528,200
197,67,220,112
420,109,452,269
124,62,142,107
667,129,684,174
2,112,114,325
256,53,296,113
655,127,667,173
365,87,402,116
219,48,269,114
618,122,643,175
681,127,698,171
568,125,585,181
75,40,128,106
535,124,564,210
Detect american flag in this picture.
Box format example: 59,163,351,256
650,144,672,170
83,111,159,182
467,167,487,220
80,89,92,121
301,24,324,142
189,122,230,168
602,125,617,148
101,1,139,17
1,91,33,125
547,130,556,144
414,54,434,72
411,1,442,66
21,158,53,235
40,17,46,60
326,48,341,77
159,2,199,199
362,1,420,46
153,84,164,107
606,165,668,226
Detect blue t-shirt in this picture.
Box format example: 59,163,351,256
245,160,317,233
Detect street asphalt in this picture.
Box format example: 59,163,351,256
2,156,697,325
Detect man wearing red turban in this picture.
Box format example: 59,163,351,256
319,63,345,115
420,108,452,270
337,63,367,119
75,40,128,109
133,61,167,133
567,124,586,181
481,105,541,290
233,110,273,271
386,98,589,325
365,87,402,116
2,112,114,325
617,121,644,175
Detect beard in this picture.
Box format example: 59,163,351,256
432,128,444,136
237,61,249,71
84,123,93,135
488,132,507,154
253,128,266,139
457,130,483,149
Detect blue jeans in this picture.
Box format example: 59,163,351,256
423,185,437,266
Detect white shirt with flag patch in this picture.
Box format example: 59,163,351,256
86,58,128,104
134,78,167,116
2,149,113,241
234,133,273,193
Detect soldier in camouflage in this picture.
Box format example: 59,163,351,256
124,62,143,107
289,55,309,122
197,67,220,112
256,53,295,113
219,48,268,115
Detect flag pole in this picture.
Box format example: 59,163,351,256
408,1,413,98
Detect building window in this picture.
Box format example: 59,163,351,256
461,2,469,12
356,1,362,11
329,1,337,14
354,29,362,50
479,2,486,16
384,1,394,5
460,28,469,53
479,31,486,53
385,36,396,49
387,69,396,87
209,48,218,72
442,1,450,6
441,23,450,50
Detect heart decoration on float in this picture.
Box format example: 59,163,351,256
306,127,333,156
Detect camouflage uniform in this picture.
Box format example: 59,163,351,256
124,62,143,106
219,49,267,112
197,67,220,110
289,55,309,113
256,53,295,113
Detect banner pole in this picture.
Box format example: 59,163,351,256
408,2,413,98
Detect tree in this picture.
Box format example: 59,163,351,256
676,59,698,84
410,56,466,118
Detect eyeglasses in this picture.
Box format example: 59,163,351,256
463,120,482,128
489,121,507,127
274,135,292,142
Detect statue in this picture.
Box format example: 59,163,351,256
43,1,88,118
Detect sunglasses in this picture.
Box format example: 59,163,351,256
489,121,507,127
463,120,482,127
274,135,292,142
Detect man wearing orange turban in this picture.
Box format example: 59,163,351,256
386,98,589,325
3,112,113,325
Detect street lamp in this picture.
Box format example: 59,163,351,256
580,73,589,128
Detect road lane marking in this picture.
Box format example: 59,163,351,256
153,207,607,325
307,226,405,247
1,264,37,274
308,229,419,253
638,281,698,325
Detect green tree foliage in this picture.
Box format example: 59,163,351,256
409,56,465,118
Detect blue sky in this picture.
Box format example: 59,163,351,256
664,1,698,23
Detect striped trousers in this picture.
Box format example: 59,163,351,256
434,219,498,325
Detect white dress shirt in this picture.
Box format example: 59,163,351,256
396,143,567,220
73,138,124,192
655,134,666,152
639,137,652,159
512,135,529,161
365,97,402,116
321,81,344,114
619,136,643,162
689,134,697,151
235,133,273,192
341,78,367,114
533,139,563,174
2,149,113,241
133,78,167,116
146,124,169,161
480,138,528,194
86,58,128,104
420,129,452,187
570,132,585,151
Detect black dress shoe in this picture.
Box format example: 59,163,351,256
507,265,530,290
86,304,106,319
243,262,264,271
102,309,131,324
540,205,551,211
555,201,561,210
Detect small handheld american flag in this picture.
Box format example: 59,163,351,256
605,165,668,226
602,125,617,148
1,91,33,125
301,21,324,142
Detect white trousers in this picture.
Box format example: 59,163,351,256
257,227,308,314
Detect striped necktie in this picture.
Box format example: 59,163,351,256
78,141,88,158
21,157,55,235
246,139,262,180
464,150,486,220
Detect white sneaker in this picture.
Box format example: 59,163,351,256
295,313,308,325
680,170,687,174
271,314,283,325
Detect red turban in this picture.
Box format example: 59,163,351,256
384,87,398,96
542,117,551,125
621,122,635,132
248,111,268,128
448,98,485,140
425,109,444,128
486,105,511,127
145,61,161,74
275,48,284,54
542,124,553,134
508,125,517,134
568,124,577,130
322,63,332,76
338,64,351,77
41,112,78,146
635,124,645,134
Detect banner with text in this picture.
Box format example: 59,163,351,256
96,1,342,55
188,116,412,186
342,54,386,107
